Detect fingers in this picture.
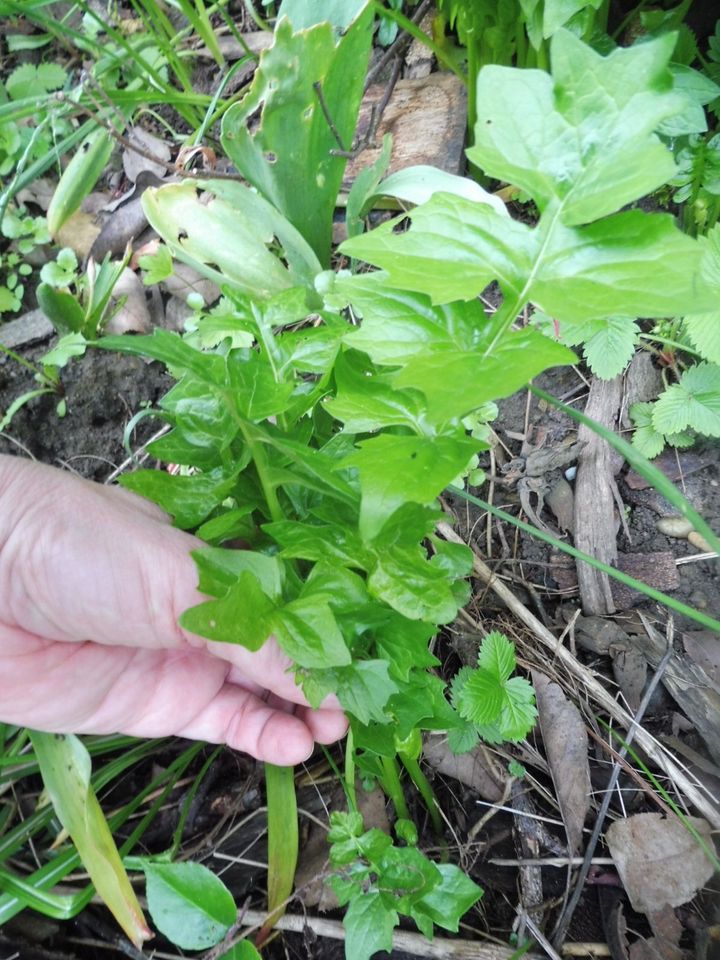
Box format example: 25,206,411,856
0,629,347,763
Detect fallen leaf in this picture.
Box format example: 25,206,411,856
533,672,591,854
105,268,151,334
606,813,715,913
56,209,102,259
611,646,647,712
629,905,683,960
123,126,171,183
682,632,720,692
161,263,220,306
422,734,504,802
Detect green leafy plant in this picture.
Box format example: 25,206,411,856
450,631,537,751
327,810,483,960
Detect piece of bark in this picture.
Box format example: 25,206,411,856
633,620,720,765
0,309,53,350
403,12,435,79
610,551,680,609
344,73,468,185
574,377,623,615
620,351,662,431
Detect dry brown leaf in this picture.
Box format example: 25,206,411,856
422,735,504,802
611,646,647,712
105,268,151,335
683,632,720,692
628,906,683,960
123,126,171,183
606,813,715,913
161,263,220,306
532,671,591,854
56,209,102,259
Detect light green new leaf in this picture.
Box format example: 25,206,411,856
180,571,276,650
142,861,235,950
468,31,682,224
369,546,461,623
335,661,399,725
652,363,720,437
342,193,533,304
221,6,373,265
47,129,114,237
272,595,351,668
6,62,66,100
477,631,516,683
630,402,666,460
119,469,236,529
542,0,602,37
374,165,506,215
344,891,398,960
413,863,483,933
393,330,576,422
561,316,640,379
456,670,505,725
30,733,150,948
344,433,480,540
684,312,720,364
500,677,538,741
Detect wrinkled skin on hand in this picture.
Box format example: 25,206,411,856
0,456,347,764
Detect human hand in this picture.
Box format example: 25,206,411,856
0,456,347,764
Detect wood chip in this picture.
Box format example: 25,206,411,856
574,377,623,615
610,552,679,609
344,73,468,184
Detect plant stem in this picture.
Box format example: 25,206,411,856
379,756,411,821
398,754,443,839
344,728,358,814
259,763,298,941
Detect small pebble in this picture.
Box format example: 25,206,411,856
656,517,694,538
564,465,577,481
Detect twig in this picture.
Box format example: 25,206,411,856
550,623,675,949
365,0,434,87
437,521,720,831
233,908,541,960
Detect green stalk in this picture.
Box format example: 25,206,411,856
259,763,298,942
344,728,358,814
398,754,443,838
379,755,411,821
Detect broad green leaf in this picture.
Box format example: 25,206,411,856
342,194,533,303
658,65,720,137
41,332,87,367
141,182,295,300
99,329,226,385
227,350,295,420
368,546,460,623
344,434,480,539
142,861,235,950
469,31,682,224
30,733,150,948
340,275,482,362
374,164,507,215
47,129,113,236
531,211,710,323
446,722,480,754
264,519,363,566
264,763,298,935
542,0,602,37
158,374,238,455
343,891,398,960
36,283,85,335
180,571,275,649
653,362,720,437
335,661,398,725
393,329,576,422
272,595,351,668
118,469,236,529
277,0,368,30
191,548,284,600
477,631,516,683
325,351,426,432
221,7,373,265
412,863,483,933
